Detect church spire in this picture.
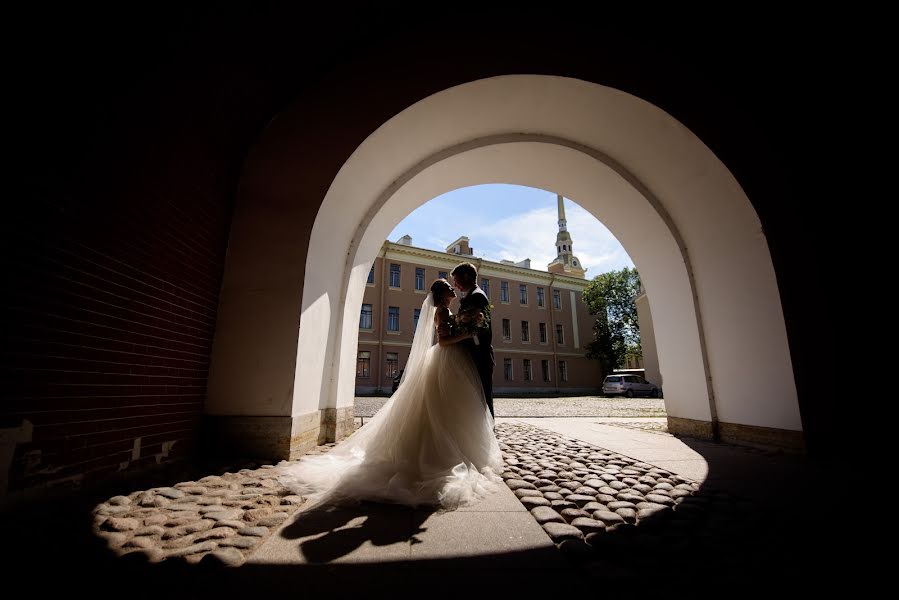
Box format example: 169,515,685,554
547,195,586,278
557,194,567,232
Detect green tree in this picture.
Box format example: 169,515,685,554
583,267,642,378
585,308,627,379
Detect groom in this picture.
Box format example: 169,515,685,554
451,262,495,418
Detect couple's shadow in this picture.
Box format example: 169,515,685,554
279,499,434,563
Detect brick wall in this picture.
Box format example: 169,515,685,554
2,168,234,491
1,14,266,492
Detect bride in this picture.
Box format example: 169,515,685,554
279,278,504,511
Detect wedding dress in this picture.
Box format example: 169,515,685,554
278,295,504,511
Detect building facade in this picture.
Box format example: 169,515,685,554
355,197,603,395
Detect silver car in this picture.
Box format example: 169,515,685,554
602,374,661,398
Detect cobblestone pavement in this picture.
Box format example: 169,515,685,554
497,422,700,549
75,417,839,587
90,442,342,568
88,418,743,572
492,421,787,579
355,395,666,418
88,414,675,569
5,415,853,595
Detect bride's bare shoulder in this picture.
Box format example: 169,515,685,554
435,305,454,326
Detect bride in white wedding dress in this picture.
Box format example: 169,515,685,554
278,279,504,511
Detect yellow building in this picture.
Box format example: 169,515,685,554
356,197,604,395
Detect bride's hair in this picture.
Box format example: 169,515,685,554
430,278,452,304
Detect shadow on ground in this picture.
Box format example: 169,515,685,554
0,441,861,597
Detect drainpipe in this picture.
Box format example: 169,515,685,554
376,243,388,394
549,274,559,395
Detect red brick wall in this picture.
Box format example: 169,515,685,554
2,14,264,491
2,176,235,491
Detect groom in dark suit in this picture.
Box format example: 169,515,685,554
451,262,495,418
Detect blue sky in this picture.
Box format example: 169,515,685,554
387,184,634,278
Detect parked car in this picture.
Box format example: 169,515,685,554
391,369,404,393
602,374,661,398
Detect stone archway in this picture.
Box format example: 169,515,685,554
207,75,802,457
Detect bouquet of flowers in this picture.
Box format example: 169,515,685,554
450,304,492,346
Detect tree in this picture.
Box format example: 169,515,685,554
585,308,627,380
583,267,642,378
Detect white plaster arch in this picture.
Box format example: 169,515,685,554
291,75,800,436
207,74,802,454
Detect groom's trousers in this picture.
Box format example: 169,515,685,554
475,346,495,418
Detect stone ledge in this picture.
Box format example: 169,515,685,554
667,416,804,453
204,407,356,462
719,421,805,453
666,416,715,440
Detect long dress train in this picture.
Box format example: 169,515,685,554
278,295,503,511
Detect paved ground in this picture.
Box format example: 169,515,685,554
0,408,863,595
355,395,667,419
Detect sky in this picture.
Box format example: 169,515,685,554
387,184,634,278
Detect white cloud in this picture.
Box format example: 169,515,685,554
469,203,633,277
426,235,452,249
390,188,635,278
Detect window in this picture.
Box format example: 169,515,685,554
388,306,400,332
541,360,551,382
521,321,530,342
502,318,511,340
519,284,527,305
386,352,399,378
413,308,421,331
556,324,564,344
539,322,547,343
481,278,490,298
500,281,509,302
356,351,370,377
367,265,375,284
438,271,448,280
553,289,562,310
536,287,545,307
360,304,372,329
390,264,401,288
504,358,513,380
523,359,533,381
559,360,568,382
415,268,425,291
